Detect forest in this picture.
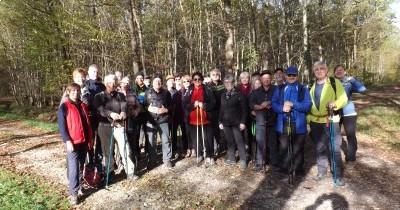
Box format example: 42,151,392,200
0,0,399,107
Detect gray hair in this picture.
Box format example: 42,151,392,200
223,73,235,83
104,74,116,84
239,71,250,79
313,61,327,70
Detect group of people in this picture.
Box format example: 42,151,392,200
58,61,366,205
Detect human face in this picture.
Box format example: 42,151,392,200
313,65,328,81
253,79,261,89
182,78,191,89
115,71,122,83
240,76,249,85
88,66,98,80
136,75,144,85
274,70,284,81
224,80,234,91
166,79,175,90
334,66,346,79
68,88,81,102
193,76,203,87
175,77,181,86
261,74,272,88
210,71,220,82
105,79,116,92
152,78,162,90
73,73,85,87
285,74,298,84
120,81,129,91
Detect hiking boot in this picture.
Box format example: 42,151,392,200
185,150,191,158
77,188,85,198
206,158,215,166
196,156,204,162
253,164,263,172
163,161,173,168
224,159,236,166
127,174,139,180
314,173,326,181
335,178,346,187
239,161,247,170
69,195,79,205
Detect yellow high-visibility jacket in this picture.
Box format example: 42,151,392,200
307,78,348,123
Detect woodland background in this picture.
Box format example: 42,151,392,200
0,0,399,107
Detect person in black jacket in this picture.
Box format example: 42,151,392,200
144,75,173,168
183,72,216,166
219,74,248,169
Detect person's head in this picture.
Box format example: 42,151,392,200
115,70,123,83
104,74,117,92
259,70,273,88
191,72,204,88
181,75,191,89
152,74,163,91
285,66,299,84
88,64,100,80
334,64,346,79
165,75,175,90
313,61,328,81
209,68,221,83
135,72,144,86
251,78,261,90
120,76,130,91
174,73,181,86
223,74,235,91
251,72,260,82
239,71,250,85
144,75,151,87
203,76,211,84
274,67,285,85
72,68,86,87
66,83,81,102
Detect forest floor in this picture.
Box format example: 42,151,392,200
0,84,400,210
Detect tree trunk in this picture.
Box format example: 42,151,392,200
125,0,141,75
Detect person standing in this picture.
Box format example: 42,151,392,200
249,70,277,171
94,74,137,180
144,75,173,168
219,74,248,169
58,83,92,205
272,66,312,177
132,72,149,155
308,61,348,186
180,74,194,157
334,64,366,163
183,72,216,165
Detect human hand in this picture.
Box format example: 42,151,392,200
198,101,203,109
66,141,74,153
110,112,120,120
219,124,224,130
119,112,127,120
239,123,246,131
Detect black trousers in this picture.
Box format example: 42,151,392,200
340,115,358,161
278,123,305,173
189,124,214,158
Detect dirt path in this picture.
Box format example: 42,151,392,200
1,86,400,209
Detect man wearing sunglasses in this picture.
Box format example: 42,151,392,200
272,66,312,179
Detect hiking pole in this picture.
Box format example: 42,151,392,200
287,112,294,185
123,121,129,179
196,106,200,166
199,106,207,166
328,107,337,186
105,125,115,188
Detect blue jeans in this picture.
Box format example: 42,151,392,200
255,124,278,166
146,121,172,163
66,142,87,196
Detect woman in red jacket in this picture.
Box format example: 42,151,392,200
58,83,92,205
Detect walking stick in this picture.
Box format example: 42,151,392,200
123,121,129,179
196,106,200,165
328,107,337,185
105,126,115,188
199,106,206,163
287,112,294,185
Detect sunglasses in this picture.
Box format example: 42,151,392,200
193,78,202,81
287,74,297,77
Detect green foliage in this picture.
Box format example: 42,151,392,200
0,169,69,210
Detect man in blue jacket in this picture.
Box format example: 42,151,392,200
272,66,312,177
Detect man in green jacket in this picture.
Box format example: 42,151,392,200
308,61,348,186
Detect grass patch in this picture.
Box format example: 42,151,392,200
0,104,58,132
358,105,400,151
0,169,69,210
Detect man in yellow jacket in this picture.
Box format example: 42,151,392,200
308,61,348,186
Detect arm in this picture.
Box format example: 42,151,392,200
203,87,216,112
94,92,112,118
57,104,71,143
334,79,348,110
239,93,248,124
293,86,312,113
271,87,284,114
350,78,367,93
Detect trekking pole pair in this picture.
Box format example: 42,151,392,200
327,106,337,186
196,106,206,166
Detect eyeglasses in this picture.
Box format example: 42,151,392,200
211,74,220,77
287,74,297,77
183,80,191,83
193,78,202,81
